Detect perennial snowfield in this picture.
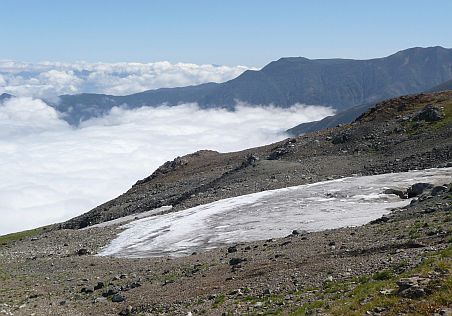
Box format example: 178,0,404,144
99,168,452,258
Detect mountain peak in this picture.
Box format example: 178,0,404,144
0,93,13,101
52,46,452,125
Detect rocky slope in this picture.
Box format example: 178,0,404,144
62,91,452,229
53,46,452,124
1,179,451,315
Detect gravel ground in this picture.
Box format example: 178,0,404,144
0,184,451,315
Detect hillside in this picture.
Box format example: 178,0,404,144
62,91,452,229
51,46,452,125
286,102,374,135
287,76,452,136
430,79,452,92
1,91,451,316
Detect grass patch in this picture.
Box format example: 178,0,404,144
0,227,46,246
328,246,452,316
289,300,324,316
212,294,225,308
372,270,393,281
430,100,452,129
0,266,10,281
402,100,452,135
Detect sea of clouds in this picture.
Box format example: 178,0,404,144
0,96,334,234
0,60,251,98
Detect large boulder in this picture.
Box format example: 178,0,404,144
383,188,407,199
414,104,444,122
431,185,448,196
332,131,352,144
407,183,434,198
396,276,431,299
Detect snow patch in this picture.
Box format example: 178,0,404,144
98,168,452,258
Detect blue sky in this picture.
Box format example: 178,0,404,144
1,0,451,66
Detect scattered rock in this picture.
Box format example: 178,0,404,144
81,287,93,294
129,282,141,289
263,288,272,295
207,294,217,300
119,305,134,316
111,293,125,303
77,248,89,256
228,289,243,296
254,301,263,308
94,282,104,290
370,215,390,224
434,307,452,316
379,289,395,295
229,258,246,266
396,276,430,298
374,307,386,313
94,297,107,303
102,287,119,297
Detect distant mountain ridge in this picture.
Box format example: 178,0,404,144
49,46,452,124
429,79,452,92
287,76,452,136
0,93,13,102
286,102,374,136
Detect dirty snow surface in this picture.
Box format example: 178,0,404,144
99,168,452,258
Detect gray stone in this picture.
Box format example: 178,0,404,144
94,282,104,290
77,248,89,256
111,293,125,303
396,276,430,298
414,105,444,122
431,186,448,196
383,188,406,199
407,183,434,198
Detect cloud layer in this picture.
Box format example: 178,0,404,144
0,60,251,99
0,97,334,235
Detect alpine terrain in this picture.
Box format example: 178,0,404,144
1,90,452,315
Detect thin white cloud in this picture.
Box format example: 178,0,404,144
0,97,334,235
0,60,251,99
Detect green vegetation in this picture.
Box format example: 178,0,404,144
239,247,452,316
0,266,10,282
401,100,452,135
289,300,324,316
212,294,225,308
372,270,393,281
0,227,45,246
431,101,452,129
328,246,452,316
